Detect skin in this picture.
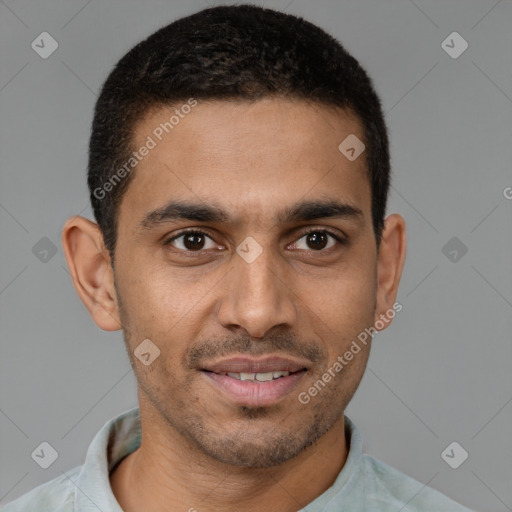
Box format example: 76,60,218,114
62,98,406,512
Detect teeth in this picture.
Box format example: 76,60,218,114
222,371,291,381
255,372,274,382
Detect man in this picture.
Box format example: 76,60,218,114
3,4,474,511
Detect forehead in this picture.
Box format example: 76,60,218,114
119,98,370,229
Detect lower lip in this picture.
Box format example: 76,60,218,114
201,370,306,407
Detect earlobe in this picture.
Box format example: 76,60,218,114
61,216,122,331
374,214,407,327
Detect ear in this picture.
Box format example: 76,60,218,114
61,216,122,331
374,214,407,328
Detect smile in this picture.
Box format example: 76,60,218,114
209,370,291,381
201,368,307,407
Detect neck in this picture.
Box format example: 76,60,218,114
110,401,348,512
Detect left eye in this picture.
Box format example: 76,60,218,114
291,230,343,251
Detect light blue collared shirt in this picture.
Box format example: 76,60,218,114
2,407,474,511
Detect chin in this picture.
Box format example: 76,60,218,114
189,418,326,468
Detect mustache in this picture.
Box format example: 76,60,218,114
186,332,325,368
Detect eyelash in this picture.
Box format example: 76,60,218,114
163,227,346,253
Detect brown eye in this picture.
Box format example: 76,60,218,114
293,229,344,251
305,231,328,250
183,233,206,250
165,230,219,252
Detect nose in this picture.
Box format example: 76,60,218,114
216,243,297,339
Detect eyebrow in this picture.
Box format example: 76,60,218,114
137,198,364,231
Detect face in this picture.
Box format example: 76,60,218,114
104,98,386,467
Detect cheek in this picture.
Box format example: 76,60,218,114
114,262,173,345
313,268,376,324
307,265,376,359
340,246,377,318
117,257,179,317
115,263,213,366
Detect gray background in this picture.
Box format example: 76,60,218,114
1,0,511,510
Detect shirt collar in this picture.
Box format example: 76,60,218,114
73,407,362,511
74,406,141,512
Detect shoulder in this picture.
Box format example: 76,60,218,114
1,466,81,512
360,454,475,511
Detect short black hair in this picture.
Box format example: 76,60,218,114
88,4,390,263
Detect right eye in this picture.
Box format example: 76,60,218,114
163,229,223,252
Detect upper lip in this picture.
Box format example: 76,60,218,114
201,355,309,374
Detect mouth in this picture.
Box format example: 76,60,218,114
202,369,303,381
199,356,309,407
